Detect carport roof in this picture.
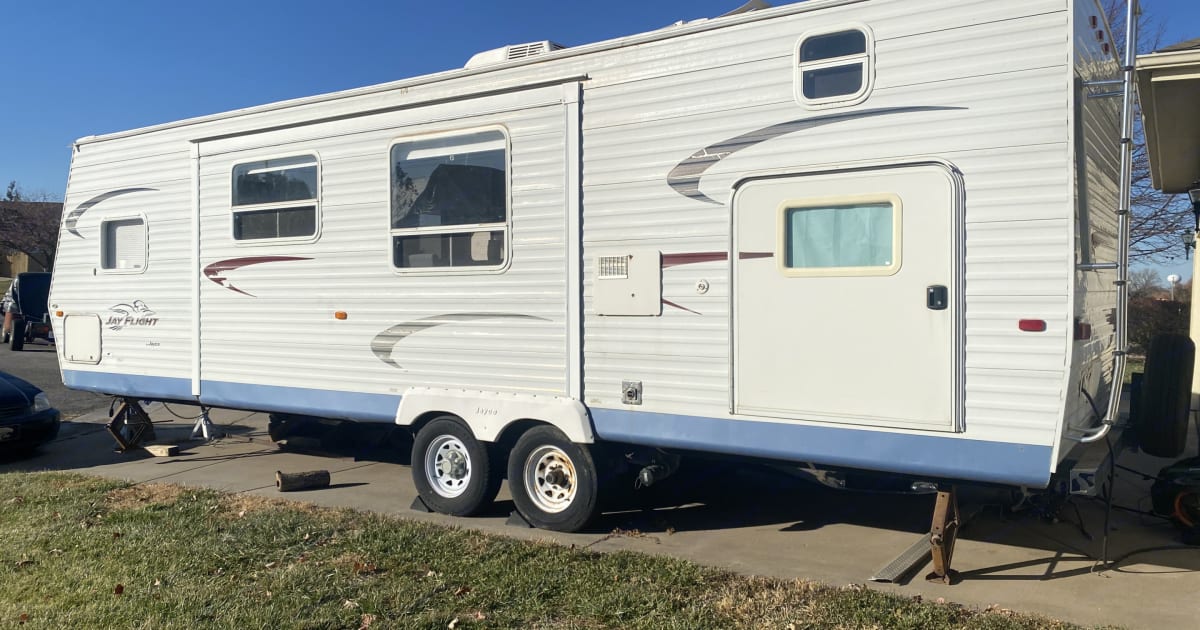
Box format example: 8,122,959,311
1136,37,1200,194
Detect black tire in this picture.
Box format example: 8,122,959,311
9,321,24,351
1137,333,1195,458
507,425,599,532
411,417,501,517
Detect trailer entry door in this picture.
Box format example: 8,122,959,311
733,163,960,432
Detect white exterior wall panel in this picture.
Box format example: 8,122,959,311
52,0,1096,486
194,94,568,401
581,0,1072,450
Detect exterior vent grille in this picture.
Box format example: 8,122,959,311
598,256,630,279
465,41,566,69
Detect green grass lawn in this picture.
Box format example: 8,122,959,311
0,472,1085,629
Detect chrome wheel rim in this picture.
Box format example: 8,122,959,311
524,445,577,513
425,435,472,498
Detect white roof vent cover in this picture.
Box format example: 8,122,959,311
465,41,566,68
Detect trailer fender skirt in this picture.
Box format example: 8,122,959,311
395,387,594,444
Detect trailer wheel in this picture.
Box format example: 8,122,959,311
411,416,501,517
9,321,24,351
1137,333,1195,458
508,425,599,532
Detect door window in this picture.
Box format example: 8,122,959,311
780,196,901,276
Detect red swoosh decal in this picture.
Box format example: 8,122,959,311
203,256,311,297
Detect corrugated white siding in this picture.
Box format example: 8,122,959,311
582,0,1073,448
196,90,569,397
53,0,1087,462
1060,0,1123,459
53,143,194,384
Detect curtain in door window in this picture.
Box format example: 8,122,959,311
785,202,894,269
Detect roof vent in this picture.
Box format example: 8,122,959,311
465,41,566,69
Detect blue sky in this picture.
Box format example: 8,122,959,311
2,0,1197,272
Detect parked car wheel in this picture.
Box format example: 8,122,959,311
1137,333,1195,458
508,425,599,532
411,416,501,516
9,320,24,352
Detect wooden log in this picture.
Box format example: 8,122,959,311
276,469,331,492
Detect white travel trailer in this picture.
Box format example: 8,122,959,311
50,0,1185,552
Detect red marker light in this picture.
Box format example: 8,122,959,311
1019,319,1047,332
1089,16,1098,28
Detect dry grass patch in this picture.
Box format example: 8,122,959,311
218,492,324,519
103,483,186,510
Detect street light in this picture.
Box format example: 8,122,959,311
1168,274,1181,301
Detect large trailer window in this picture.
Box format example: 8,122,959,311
779,196,900,277
795,28,872,108
231,154,319,241
389,129,508,269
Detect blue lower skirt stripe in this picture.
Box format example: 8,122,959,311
590,408,1053,488
61,370,399,423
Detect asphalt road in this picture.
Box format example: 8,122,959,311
0,340,109,419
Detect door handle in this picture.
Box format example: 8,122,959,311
927,285,948,310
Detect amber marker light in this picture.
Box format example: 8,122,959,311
334,311,348,320
55,310,64,317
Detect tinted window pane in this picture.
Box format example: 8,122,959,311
802,64,864,99
234,206,316,240
391,130,506,229
393,230,504,268
800,30,866,62
785,203,893,269
233,155,318,206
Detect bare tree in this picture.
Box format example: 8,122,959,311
0,180,62,271
1128,266,1163,298
1103,0,1193,263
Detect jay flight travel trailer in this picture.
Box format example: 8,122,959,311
48,0,1193,570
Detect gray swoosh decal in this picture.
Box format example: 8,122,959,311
667,106,965,204
65,187,157,237
371,313,551,369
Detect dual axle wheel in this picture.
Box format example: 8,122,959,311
411,418,599,532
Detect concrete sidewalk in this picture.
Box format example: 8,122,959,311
4,403,1198,629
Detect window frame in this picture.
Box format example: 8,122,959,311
98,213,149,275
229,152,322,245
387,126,512,275
794,25,875,109
775,192,902,278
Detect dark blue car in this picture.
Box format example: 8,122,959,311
0,370,61,455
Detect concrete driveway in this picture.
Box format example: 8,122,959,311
3,399,1198,629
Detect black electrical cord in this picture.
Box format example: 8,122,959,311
160,402,205,421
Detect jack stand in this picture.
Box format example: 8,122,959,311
105,398,156,452
191,406,216,441
926,485,961,585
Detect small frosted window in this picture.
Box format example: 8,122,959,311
785,203,894,269
101,218,146,270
